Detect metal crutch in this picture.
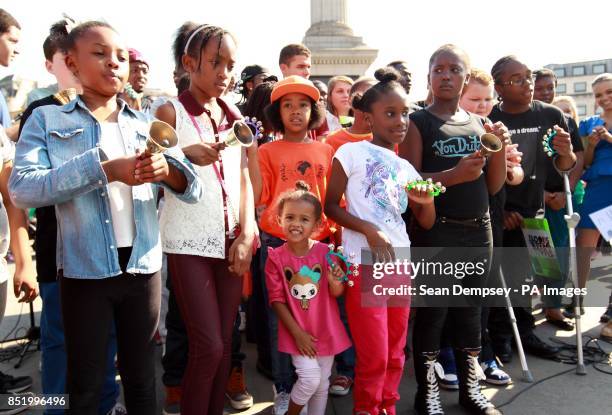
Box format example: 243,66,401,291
562,171,586,375
497,267,534,382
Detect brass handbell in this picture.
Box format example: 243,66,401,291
223,121,255,147
146,120,178,154
479,133,503,157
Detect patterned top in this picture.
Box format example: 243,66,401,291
334,140,420,263
159,98,242,258
265,241,351,356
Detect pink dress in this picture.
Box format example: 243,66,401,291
265,241,352,356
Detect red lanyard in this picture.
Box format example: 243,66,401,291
187,111,239,239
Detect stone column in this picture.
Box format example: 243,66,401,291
304,0,378,80
311,0,347,25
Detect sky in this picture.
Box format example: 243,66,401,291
1,0,609,100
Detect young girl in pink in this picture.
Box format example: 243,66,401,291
266,182,351,415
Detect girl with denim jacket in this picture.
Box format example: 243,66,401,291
10,22,201,415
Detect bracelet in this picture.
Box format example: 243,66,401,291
552,154,577,174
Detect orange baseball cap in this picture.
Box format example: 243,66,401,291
270,76,320,103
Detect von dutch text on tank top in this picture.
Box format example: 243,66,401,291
409,109,489,219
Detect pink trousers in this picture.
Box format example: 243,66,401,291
345,269,411,415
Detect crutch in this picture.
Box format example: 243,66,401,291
562,171,586,375
497,267,534,382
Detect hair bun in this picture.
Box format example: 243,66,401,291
351,92,364,111
295,180,311,192
49,18,72,38
374,67,400,84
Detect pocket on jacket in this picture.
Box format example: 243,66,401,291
48,128,89,162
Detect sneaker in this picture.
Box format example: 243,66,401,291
0,372,32,394
437,347,459,390
273,390,290,415
0,392,32,414
106,403,127,415
329,375,353,396
481,360,511,386
225,366,253,410
163,386,181,415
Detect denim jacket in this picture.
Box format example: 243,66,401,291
9,97,202,279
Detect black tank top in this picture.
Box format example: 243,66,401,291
409,109,490,219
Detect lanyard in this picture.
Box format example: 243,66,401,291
187,111,239,239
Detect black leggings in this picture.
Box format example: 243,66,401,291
411,217,492,353
60,270,160,415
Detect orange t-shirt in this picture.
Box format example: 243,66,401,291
324,128,373,154
258,140,334,240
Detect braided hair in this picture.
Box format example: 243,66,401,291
491,55,519,85
176,23,235,71
351,67,405,113
172,22,198,71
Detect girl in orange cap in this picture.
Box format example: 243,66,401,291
254,75,336,415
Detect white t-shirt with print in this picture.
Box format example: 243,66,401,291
334,140,420,264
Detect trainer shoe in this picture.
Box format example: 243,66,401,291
437,346,459,390
273,390,290,415
225,366,253,410
329,375,353,396
481,360,511,386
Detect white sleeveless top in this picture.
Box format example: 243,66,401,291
159,98,242,258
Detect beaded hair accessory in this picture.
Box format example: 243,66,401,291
542,128,557,157
326,244,358,286
405,178,446,196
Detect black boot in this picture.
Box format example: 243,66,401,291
414,351,445,415
455,348,503,415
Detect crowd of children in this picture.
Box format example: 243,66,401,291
0,8,610,415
